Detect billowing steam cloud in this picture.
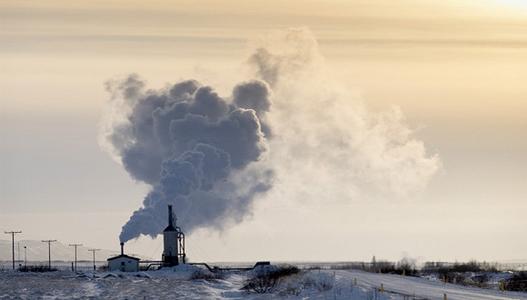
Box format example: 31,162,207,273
100,28,440,242
248,28,440,201
102,76,273,242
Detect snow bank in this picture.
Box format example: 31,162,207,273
154,264,218,280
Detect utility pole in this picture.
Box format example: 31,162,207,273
88,249,100,271
41,240,57,269
24,246,27,268
4,231,22,270
69,243,82,271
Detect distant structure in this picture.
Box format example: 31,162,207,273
162,205,186,266
107,242,140,272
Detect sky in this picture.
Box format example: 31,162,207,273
1,0,526,263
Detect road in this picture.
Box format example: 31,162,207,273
338,270,527,300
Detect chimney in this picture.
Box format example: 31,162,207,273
120,242,124,255
168,205,174,227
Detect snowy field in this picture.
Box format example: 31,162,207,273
1,266,526,299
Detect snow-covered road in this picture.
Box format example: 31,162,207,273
340,270,527,300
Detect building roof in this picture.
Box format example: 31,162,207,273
107,254,140,261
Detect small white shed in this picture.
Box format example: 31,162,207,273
107,243,140,272
107,254,140,272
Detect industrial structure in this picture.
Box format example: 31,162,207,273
162,205,186,266
107,242,140,272
106,205,186,271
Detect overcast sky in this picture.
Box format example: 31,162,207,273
1,0,526,263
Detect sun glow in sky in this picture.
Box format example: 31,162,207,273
494,0,527,8
474,0,527,14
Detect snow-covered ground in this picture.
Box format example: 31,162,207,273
1,266,526,299
343,270,527,300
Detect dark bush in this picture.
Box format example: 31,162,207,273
363,260,396,273
329,262,363,270
471,273,491,288
242,265,300,294
421,260,499,285
504,272,527,291
98,265,108,272
18,265,57,272
190,269,224,281
422,261,498,275
361,258,418,276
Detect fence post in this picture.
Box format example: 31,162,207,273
443,293,448,300
380,283,384,293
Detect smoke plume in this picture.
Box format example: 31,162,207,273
249,28,440,202
100,28,440,242
102,76,273,242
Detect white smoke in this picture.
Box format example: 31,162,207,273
99,28,440,242
252,28,440,201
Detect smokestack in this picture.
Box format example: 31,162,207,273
168,205,174,227
120,242,124,255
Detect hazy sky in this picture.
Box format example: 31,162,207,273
1,0,526,263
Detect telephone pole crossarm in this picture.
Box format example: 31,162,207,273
41,240,57,269
88,249,100,271
4,231,22,270
69,243,83,272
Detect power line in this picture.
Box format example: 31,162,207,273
4,231,22,270
69,243,83,272
41,240,57,269
88,249,100,271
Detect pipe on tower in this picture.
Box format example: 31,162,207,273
168,205,174,227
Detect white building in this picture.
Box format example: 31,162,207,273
107,243,140,272
162,205,186,266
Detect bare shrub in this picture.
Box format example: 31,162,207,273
243,273,279,293
242,265,300,294
18,265,57,272
190,269,223,281
471,273,490,288
423,260,497,276
504,272,527,292
302,271,335,292
278,284,302,296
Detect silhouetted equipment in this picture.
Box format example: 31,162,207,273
189,261,272,272
88,249,100,271
41,240,57,269
162,205,186,266
69,243,82,271
4,231,22,270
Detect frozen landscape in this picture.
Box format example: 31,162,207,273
1,264,527,299
3,1,527,299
